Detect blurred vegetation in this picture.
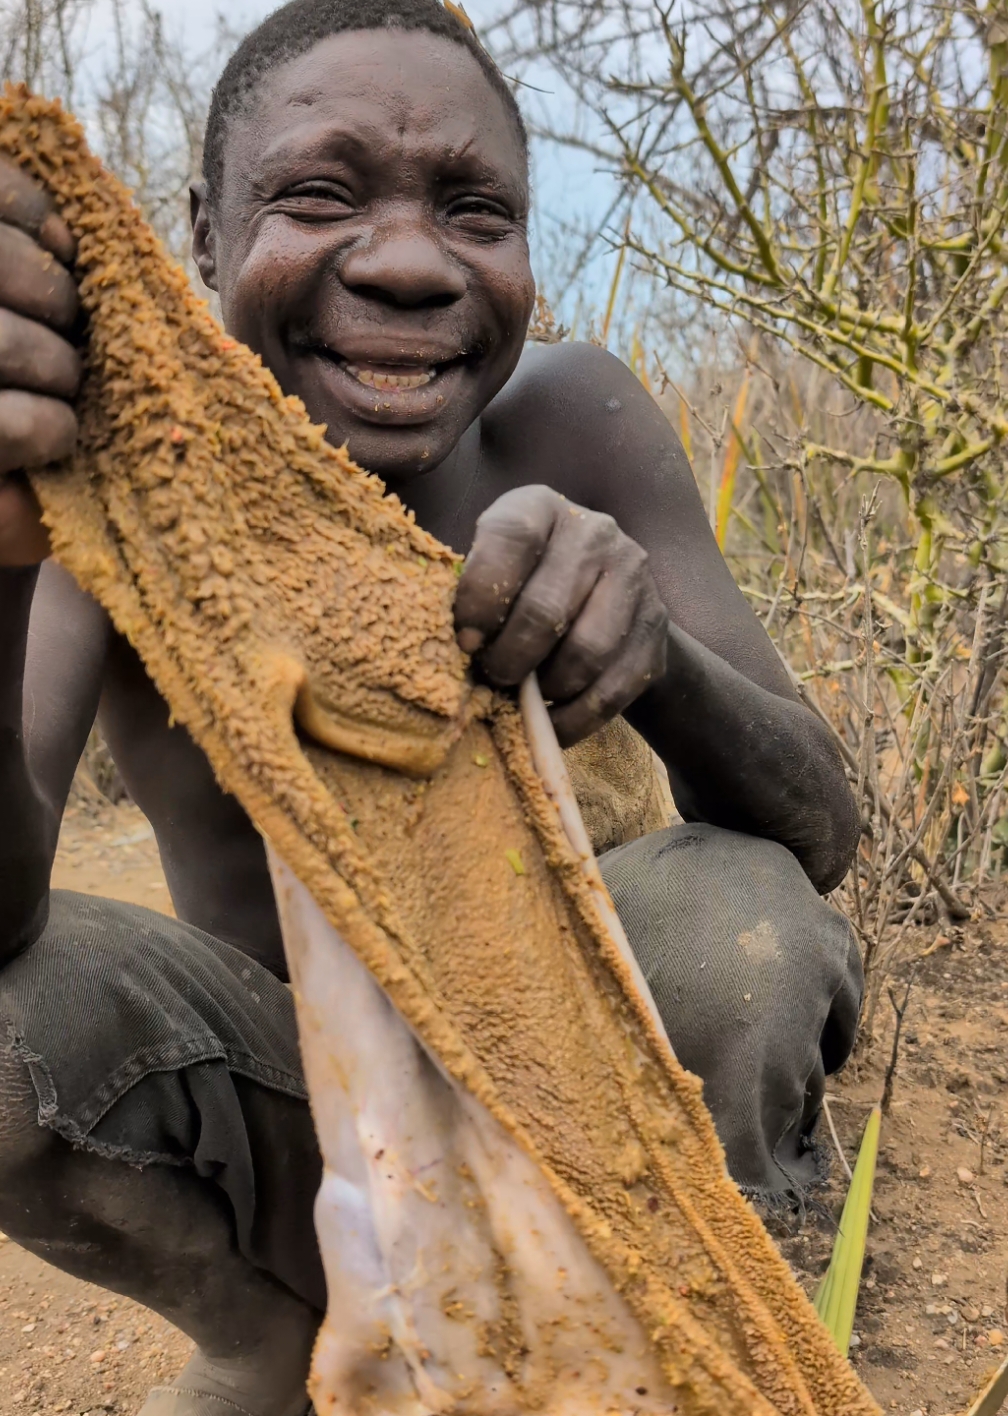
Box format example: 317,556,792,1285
1,0,236,269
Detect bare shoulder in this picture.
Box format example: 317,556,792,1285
483,340,694,513
491,338,652,410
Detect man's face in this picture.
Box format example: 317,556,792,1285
192,29,535,483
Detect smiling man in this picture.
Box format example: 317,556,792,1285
0,2,863,1413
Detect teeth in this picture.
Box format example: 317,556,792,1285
344,363,434,391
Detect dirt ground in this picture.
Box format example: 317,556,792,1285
768,918,1008,1416
2,798,1008,1415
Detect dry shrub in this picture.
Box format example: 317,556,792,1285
68,726,129,810
668,345,1007,1036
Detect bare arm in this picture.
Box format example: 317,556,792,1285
624,626,858,892
0,567,50,955
565,347,859,891
0,157,109,961
24,563,112,841
0,563,110,960
456,342,858,892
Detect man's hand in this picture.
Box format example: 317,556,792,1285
0,155,81,567
454,485,668,745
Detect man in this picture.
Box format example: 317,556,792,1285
0,2,863,1413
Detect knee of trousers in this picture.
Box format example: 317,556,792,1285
0,890,305,1156
0,893,137,1167
0,890,231,1062
599,822,864,1091
599,823,863,1191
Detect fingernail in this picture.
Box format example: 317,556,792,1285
457,628,484,654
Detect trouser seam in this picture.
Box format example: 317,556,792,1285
3,1022,307,1160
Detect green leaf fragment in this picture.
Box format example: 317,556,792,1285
813,1103,881,1358
505,848,526,876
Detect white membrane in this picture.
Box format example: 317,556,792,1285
268,849,675,1416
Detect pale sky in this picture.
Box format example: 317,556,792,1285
89,0,270,43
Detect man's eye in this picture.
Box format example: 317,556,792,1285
275,184,355,217
446,197,512,226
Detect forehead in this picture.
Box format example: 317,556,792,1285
234,28,526,184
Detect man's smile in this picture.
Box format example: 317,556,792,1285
344,363,433,389
291,335,477,426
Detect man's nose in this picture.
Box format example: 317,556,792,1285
339,220,467,308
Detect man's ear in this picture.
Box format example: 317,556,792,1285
190,181,219,292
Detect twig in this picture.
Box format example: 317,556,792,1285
821,1095,853,1181
822,1093,880,1222
979,1105,995,1176
881,967,917,1115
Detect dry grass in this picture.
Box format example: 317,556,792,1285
663,347,1008,1035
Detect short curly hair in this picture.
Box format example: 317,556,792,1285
203,0,528,205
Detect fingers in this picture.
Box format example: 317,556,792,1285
0,161,81,396
537,541,650,703
0,307,82,398
457,486,627,686
456,484,669,740
0,389,78,475
478,508,620,687
550,596,668,747
0,222,79,331
0,477,50,566
0,155,76,264
0,161,80,567
454,486,560,654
